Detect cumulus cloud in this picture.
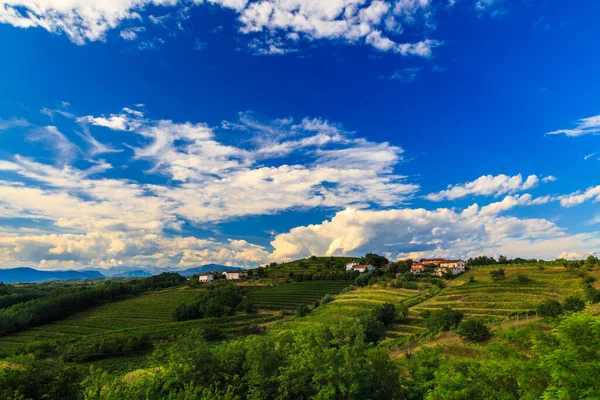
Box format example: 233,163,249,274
0,0,441,56
547,114,600,137
558,185,600,208
425,173,546,201
269,204,600,262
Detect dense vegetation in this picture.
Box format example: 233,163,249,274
1,255,600,399
0,273,185,336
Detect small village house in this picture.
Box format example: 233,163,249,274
410,258,466,276
223,270,243,280
345,261,375,273
199,273,215,283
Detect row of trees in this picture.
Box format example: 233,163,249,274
174,283,245,321
0,273,186,337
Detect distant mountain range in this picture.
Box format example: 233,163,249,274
0,267,105,284
176,264,244,277
0,264,247,283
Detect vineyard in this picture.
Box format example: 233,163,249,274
0,287,282,357
245,281,351,310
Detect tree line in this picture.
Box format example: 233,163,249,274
0,273,185,337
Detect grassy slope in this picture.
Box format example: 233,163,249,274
245,281,352,310
0,286,281,358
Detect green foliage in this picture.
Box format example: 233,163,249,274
536,299,564,318
373,302,396,325
320,293,334,305
516,274,531,283
296,304,309,317
201,326,224,341
361,253,389,268
245,281,349,310
425,307,464,332
0,356,81,400
562,296,585,313
457,319,491,342
63,333,151,362
84,321,401,399
0,273,185,337
359,314,386,343
490,268,506,281
174,284,244,322
468,275,476,283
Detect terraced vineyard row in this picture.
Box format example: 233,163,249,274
246,281,352,309
275,286,426,330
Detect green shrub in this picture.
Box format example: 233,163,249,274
563,296,585,313
202,326,224,341
320,294,334,305
490,269,505,281
296,304,309,317
457,320,491,342
516,274,531,283
468,276,476,283
359,314,385,343
425,307,464,332
373,303,396,325
537,299,564,318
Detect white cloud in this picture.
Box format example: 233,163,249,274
0,118,29,130
425,173,544,201
268,204,599,262
120,27,144,41
389,67,422,82
0,0,441,56
558,185,600,208
26,126,79,163
584,153,596,161
541,175,557,183
77,107,143,131
547,114,600,137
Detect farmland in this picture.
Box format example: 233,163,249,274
245,281,352,310
0,286,282,358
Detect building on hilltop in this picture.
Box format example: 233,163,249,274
199,273,215,283
346,261,375,273
410,258,466,276
223,270,243,280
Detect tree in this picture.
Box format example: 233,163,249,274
537,299,564,318
490,268,505,281
361,253,389,268
498,255,508,264
457,319,491,342
563,296,585,313
296,304,309,317
373,303,396,325
425,307,464,332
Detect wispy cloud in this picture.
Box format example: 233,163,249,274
389,67,422,83
547,114,600,137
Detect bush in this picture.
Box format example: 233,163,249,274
320,294,334,305
373,303,396,325
457,320,491,342
296,304,309,317
468,276,476,283
537,299,564,318
202,326,224,341
425,307,464,332
359,314,386,343
490,269,505,281
516,274,531,283
563,296,585,313
244,302,256,314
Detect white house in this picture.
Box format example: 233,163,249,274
345,261,360,271
199,273,215,283
347,264,375,273
429,259,466,276
223,271,243,280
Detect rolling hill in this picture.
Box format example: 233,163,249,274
0,267,105,283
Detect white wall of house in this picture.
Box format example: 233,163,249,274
199,274,214,283
346,261,360,271
224,271,243,280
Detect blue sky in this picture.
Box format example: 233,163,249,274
0,0,599,270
